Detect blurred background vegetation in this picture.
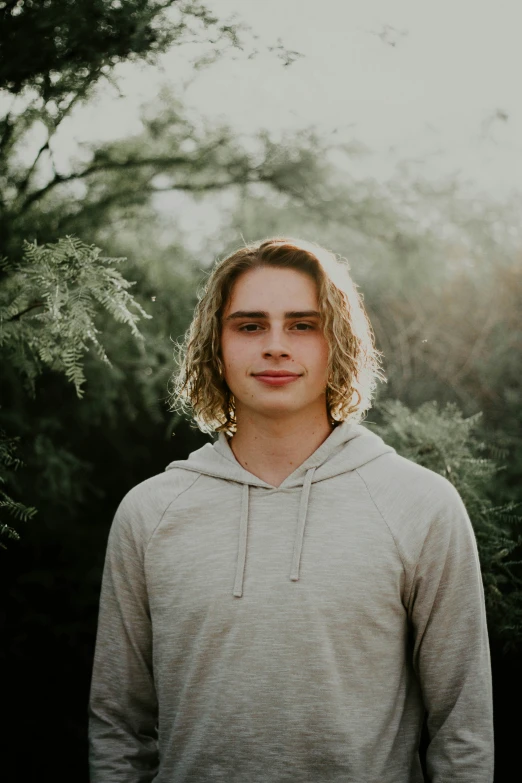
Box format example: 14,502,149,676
1,1,521,780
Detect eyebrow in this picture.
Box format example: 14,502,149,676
225,310,321,321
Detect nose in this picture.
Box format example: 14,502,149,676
261,325,291,359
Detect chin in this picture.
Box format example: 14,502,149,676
255,401,307,419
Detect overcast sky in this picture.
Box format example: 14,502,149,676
55,0,522,220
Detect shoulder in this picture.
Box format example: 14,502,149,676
109,467,200,551
357,451,461,514
356,452,470,562
121,467,200,515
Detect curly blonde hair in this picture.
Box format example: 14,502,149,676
170,237,384,434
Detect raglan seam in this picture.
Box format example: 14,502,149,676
355,467,407,574
355,461,450,611
144,471,202,558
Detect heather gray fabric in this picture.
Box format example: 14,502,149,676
88,421,494,782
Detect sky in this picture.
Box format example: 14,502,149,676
49,0,522,243
186,0,522,197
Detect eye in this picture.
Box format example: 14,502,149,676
238,323,263,332
291,322,315,331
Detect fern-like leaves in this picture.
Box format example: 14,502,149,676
373,400,522,646
0,236,152,397
0,236,152,542
0,431,37,547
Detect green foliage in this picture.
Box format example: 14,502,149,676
0,0,310,552
0,0,245,99
0,2,214,256
0,430,37,546
4,94,340,260
0,235,152,542
372,400,522,646
1,235,151,396
0,1,298,260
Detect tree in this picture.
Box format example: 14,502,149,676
7,94,337,254
0,1,242,99
372,399,522,648
0,0,309,544
0,0,302,258
0,236,151,543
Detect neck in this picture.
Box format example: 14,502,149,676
228,408,333,487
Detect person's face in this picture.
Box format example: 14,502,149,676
221,266,330,424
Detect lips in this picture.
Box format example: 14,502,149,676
253,370,300,377
252,370,302,386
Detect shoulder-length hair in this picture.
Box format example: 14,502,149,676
170,237,384,435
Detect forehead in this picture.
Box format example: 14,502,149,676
224,266,318,313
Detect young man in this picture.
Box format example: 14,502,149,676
89,238,494,782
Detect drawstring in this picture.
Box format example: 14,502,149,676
290,467,316,582
233,467,316,597
233,483,249,597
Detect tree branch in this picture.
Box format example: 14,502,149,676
0,112,14,159
149,176,264,192
17,154,209,213
53,174,266,233
8,301,45,322
17,140,50,196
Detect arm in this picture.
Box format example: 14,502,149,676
408,483,494,782
89,493,159,783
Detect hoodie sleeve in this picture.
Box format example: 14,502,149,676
407,481,494,782
88,491,159,783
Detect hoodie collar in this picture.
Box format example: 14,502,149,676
165,421,395,598
166,420,394,490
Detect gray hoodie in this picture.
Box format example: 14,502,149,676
88,422,493,783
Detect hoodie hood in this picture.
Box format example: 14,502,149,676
166,422,394,596
166,421,393,489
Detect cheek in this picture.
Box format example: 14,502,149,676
221,334,247,376
310,336,330,375
220,331,235,366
